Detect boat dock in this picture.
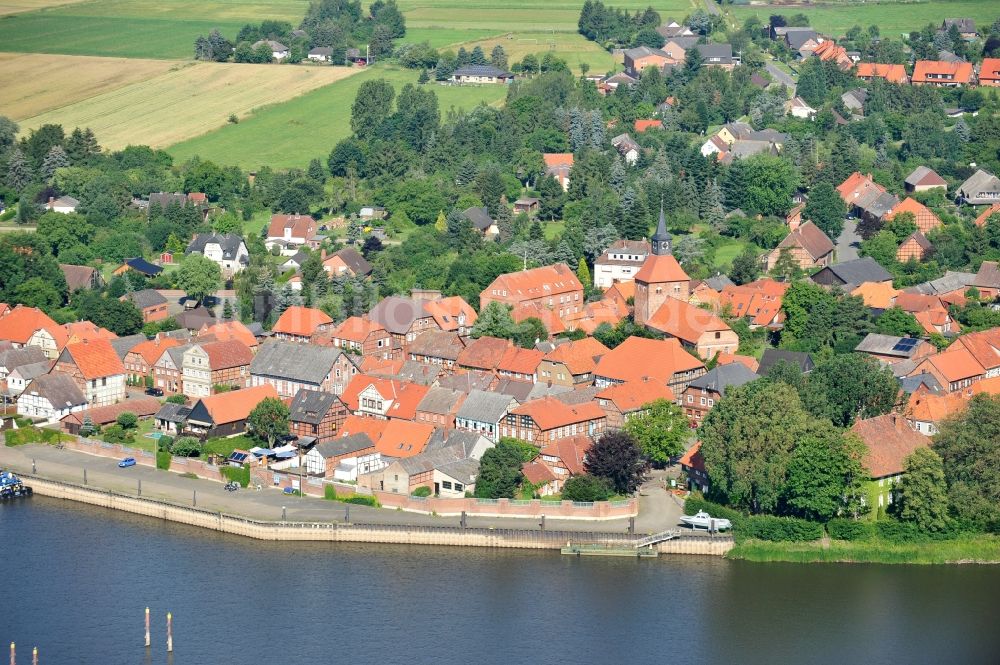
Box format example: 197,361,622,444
561,529,682,557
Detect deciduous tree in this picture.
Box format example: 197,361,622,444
624,398,689,465
247,397,290,447
584,431,648,495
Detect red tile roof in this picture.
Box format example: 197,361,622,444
422,296,477,332
128,338,182,366
678,441,705,473
63,339,125,379
375,420,434,458
197,384,279,426
483,264,583,303
339,414,389,442
951,328,1000,372
645,297,733,345
974,203,1000,228
595,378,675,412
919,348,985,383
329,316,385,343
0,306,66,346
198,321,258,348
594,337,704,385
522,460,557,484
457,336,511,371
634,254,690,284
62,397,162,426
200,339,254,369
980,58,1000,85
856,63,907,83
64,321,117,344
340,374,429,420
851,414,931,478
775,221,835,261
267,214,316,240
837,172,885,205
511,396,605,431
542,153,573,168
886,197,942,234
540,435,592,475
715,352,759,373
543,338,610,375
497,346,544,376
635,119,663,132
911,60,973,85
272,306,333,338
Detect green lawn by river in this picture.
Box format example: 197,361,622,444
728,534,1000,564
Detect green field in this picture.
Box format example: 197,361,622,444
167,65,508,169
0,0,307,58
728,0,999,37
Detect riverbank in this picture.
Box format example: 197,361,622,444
728,536,1000,565
19,473,733,555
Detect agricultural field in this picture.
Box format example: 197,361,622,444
0,0,308,58
0,0,86,16
167,66,508,170
18,61,360,150
459,31,619,74
1,53,177,120
728,0,1000,37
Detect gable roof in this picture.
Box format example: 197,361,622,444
61,339,125,379
289,389,342,425
191,384,278,426
634,253,689,284
645,297,733,345
375,420,434,458
595,378,674,412
368,296,433,335
539,435,592,475
314,432,375,458
911,60,973,84
815,257,893,286
59,264,98,291
855,333,927,359
542,337,609,375
271,306,333,338
687,363,759,396
21,373,86,408
185,233,245,260
594,337,704,384
973,261,1000,289
777,221,835,260
267,214,315,240
62,396,162,427
950,328,1000,372
462,206,494,231
340,374,429,420
122,258,162,276
457,336,511,371
127,337,182,366
416,387,466,416
905,166,947,189
198,321,258,349
886,197,942,234
855,63,908,83
484,263,582,301
196,339,254,369
123,289,167,310
109,334,148,359
758,349,814,375
542,153,573,168
497,346,543,376
325,247,372,276
452,64,512,78
0,306,66,346
510,396,605,430
919,348,986,382
456,389,516,423
421,295,477,332
250,340,347,384
851,414,930,478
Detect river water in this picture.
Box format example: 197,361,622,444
2,497,999,665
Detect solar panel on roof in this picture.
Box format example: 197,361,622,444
892,339,918,352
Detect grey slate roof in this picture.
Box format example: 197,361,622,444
758,349,814,375
624,45,667,59
814,257,893,286
425,429,487,457
462,206,494,232
437,370,494,392
375,360,441,386
417,387,466,415
331,247,372,276
22,373,86,408
554,385,601,405
0,346,47,371
694,43,733,63
687,363,759,396
109,334,147,359
250,340,345,384
703,275,735,291
899,372,943,394
408,330,465,361
124,289,168,310
9,360,51,386
958,169,1000,204
368,296,431,335
314,433,374,458
524,381,573,401
186,233,246,261
396,445,478,478
855,334,924,358
453,65,512,78
786,29,818,50
289,389,341,425
455,389,516,424
436,457,480,485
904,271,977,295
154,402,192,423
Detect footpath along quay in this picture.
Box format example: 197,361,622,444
1,443,733,554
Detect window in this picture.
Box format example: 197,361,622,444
686,395,693,403
455,483,464,492
700,397,706,406
707,399,714,407
442,481,452,490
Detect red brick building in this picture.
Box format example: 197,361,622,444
501,396,606,446
288,389,348,443
480,264,584,323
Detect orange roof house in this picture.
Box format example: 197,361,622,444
59,339,125,380
851,413,931,479
457,336,512,372
911,60,973,86
63,321,117,345
593,336,705,391
980,58,1000,87
852,282,901,310
198,321,258,350
539,337,609,385
644,297,739,359
271,306,333,342
422,296,477,334
496,346,544,381
543,153,573,190
480,264,583,323
635,119,663,133
714,352,759,373
634,209,690,326
885,197,943,234
504,397,606,445
974,203,1000,228
837,171,886,206
719,279,790,328
595,378,675,429
186,384,279,436
374,420,434,458
855,63,908,84
267,214,316,243
340,374,429,421
0,305,68,358
950,327,1000,376
764,221,835,272
897,232,934,263
911,348,986,392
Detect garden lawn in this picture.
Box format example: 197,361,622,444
728,1,1000,38
167,65,508,170
713,237,750,270
457,31,618,75
202,435,255,460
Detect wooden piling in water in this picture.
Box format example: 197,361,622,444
166,613,172,653
144,607,150,647
10,642,14,665
31,647,36,665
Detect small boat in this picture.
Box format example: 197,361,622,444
0,470,32,501
680,510,731,531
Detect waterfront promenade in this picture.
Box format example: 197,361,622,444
1,443,684,534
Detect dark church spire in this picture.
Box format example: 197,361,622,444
652,205,671,256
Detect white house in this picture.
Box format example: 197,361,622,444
16,373,87,421
454,390,518,442
185,233,248,278
593,239,650,289
253,40,289,60
6,360,51,399
45,196,79,214
308,46,333,62
785,96,817,119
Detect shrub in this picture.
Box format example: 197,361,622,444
875,518,931,543
157,435,173,450
324,485,337,500
166,395,187,405
116,412,138,429
170,436,201,457
740,515,823,542
156,450,171,470
562,475,612,502
411,486,432,497
103,424,133,444
15,417,34,427
343,494,379,507
827,518,876,541
220,465,250,487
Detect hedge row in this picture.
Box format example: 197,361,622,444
4,427,69,447
683,496,743,523
740,515,824,542
827,518,876,541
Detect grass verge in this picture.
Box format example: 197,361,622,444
728,535,1000,565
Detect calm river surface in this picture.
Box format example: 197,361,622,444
2,496,999,665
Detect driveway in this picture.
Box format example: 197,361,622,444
765,62,796,91
836,218,861,262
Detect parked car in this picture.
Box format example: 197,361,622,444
145,387,164,397
118,457,136,468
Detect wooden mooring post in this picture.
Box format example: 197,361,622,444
31,648,36,665
166,612,173,653
9,642,14,665
144,607,150,647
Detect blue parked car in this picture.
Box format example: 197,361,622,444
118,457,136,468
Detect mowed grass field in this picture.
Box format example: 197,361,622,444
167,66,509,170
459,31,619,74
1,52,177,119
0,0,309,58
19,61,360,149
728,0,999,37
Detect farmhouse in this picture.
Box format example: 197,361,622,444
911,60,973,86
186,233,248,278
53,338,126,407
451,65,513,84
16,373,87,421
185,384,279,439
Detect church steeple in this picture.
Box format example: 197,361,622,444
652,206,671,256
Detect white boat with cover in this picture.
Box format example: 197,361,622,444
680,510,732,531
